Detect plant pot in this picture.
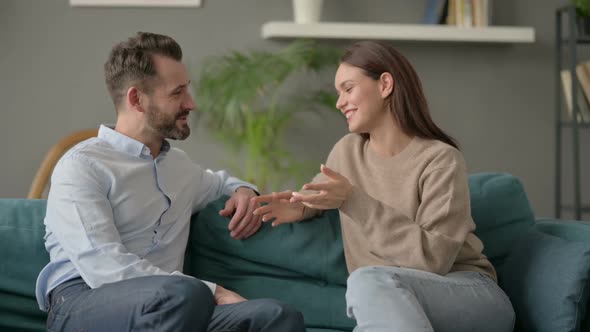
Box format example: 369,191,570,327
293,0,323,24
577,16,590,36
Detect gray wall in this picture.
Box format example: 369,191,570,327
1,0,588,219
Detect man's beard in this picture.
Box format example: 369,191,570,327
146,105,191,140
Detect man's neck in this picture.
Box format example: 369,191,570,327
114,118,163,158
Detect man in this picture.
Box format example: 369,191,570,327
35,32,305,332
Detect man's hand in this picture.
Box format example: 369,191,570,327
214,285,247,305
219,187,262,240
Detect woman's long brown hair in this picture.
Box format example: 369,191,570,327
340,41,459,149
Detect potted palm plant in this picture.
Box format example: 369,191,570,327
195,40,339,192
573,0,590,35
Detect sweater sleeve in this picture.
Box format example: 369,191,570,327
339,160,474,275
299,142,342,220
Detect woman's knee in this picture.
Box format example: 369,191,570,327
348,266,396,289
346,266,412,302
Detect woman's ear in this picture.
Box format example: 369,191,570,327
379,72,394,99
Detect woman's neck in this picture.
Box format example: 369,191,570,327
368,115,413,158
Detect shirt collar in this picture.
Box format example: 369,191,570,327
98,125,171,158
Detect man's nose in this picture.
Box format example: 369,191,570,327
184,94,196,111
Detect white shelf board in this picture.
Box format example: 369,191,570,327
262,22,535,43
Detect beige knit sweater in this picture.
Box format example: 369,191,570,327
305,134,496,281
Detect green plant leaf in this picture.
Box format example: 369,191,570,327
194,40,340,192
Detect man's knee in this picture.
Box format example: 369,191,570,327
249,299,305,332
155,276,214,310
140,276,214,331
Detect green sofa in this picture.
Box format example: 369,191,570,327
2,173,590,332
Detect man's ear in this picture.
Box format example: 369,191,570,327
379,72,394,99
126,86,144,113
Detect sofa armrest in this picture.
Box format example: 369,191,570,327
535,218,590,242
498,221,590,331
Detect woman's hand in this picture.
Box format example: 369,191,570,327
291,164,353,210
252,191,305,227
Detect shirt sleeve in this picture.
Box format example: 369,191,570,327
339,161,474,275
191,166,258,213
45,155,216,293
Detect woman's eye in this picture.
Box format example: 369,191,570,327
346,87,353,93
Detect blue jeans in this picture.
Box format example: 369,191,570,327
46,276,305,332
346,266,515,332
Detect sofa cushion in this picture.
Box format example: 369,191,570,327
0,199,48,331
468,173,535,261
187,197,354,331
500,227,590,332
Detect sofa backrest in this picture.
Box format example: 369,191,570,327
467,173,535,265
0,172,537,331
0,199,48,331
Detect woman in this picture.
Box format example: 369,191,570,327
252,41,514,332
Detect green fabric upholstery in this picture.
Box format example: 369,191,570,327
0,199,48,332
468,173,535,261
188,200,354,331
500,227,590,332
0,173,589,332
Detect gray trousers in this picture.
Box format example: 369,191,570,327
46,276,305,332
346,266,515,332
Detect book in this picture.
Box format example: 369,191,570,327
561,69,588,123
446,0,491,27
423,0,448,25
575,62,590,122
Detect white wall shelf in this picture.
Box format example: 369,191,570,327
261,22,535,43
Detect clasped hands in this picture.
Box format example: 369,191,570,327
252,164,353,227
218,165,352,238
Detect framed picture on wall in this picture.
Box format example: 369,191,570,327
70,0,201,7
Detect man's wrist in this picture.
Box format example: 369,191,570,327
235,186,259,196
299,204,306,223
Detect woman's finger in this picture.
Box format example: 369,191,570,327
253,204,274,216
291,191,327,203
302,182,334,191
261,212,275,222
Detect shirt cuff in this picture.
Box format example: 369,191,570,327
224,182,259,197
171,271,217,295
235,186,260,196
201,280,217,295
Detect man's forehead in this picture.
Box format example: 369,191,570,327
152,55,189,85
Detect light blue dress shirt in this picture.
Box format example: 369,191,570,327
35,125,256,311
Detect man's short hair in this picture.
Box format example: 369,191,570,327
104,32,183,109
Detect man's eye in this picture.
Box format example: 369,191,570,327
346,87,353,93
